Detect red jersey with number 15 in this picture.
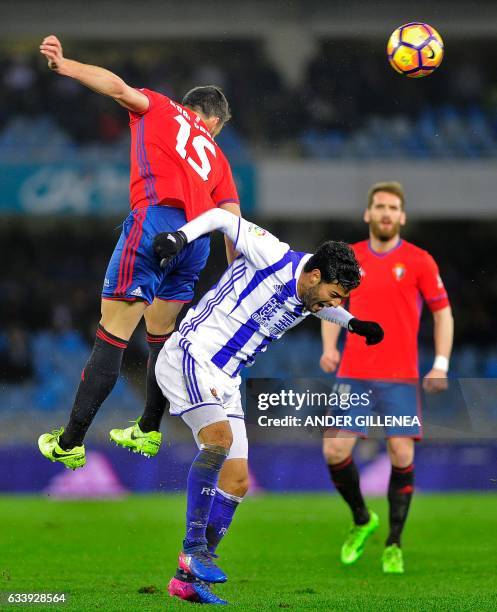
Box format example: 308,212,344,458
339,239,450,380
128,88,239,220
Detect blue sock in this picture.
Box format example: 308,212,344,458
206,488,242,553
183,446,228,553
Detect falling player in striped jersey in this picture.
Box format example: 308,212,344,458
37,35,240,478
116,208,383,604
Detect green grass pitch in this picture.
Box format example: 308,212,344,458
1,493,496,611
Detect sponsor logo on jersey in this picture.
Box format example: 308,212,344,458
130,286,143,297
273,284,284,293
248,224,267,237
392,263,406,281
104,277,110,288
251,296,299,336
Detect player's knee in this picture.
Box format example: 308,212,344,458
234,477,249,498
100,300,146,340
227,474,249,498
388,440,414,467
146,318,176,336
144,300,181,336
390,450,414,468
199,421,233,451
322,441,349,465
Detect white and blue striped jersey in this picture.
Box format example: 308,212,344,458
178,210,352,377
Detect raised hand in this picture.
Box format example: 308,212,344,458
39,35,65,71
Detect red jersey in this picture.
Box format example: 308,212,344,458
339,239,450,379
128,89,239,220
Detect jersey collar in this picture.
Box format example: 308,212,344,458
367,239,403,258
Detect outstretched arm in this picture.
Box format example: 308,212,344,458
154,208,288,270
180,208,239,244
315,308,384,346
154,208,240,268
39,35,149,113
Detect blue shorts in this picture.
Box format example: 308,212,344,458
102,205,210,305
326,379,423,439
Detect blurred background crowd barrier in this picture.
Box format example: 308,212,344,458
1,0,497,495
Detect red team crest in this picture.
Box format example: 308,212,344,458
392,263,406,280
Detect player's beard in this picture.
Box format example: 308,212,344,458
369,218,401,242
301,285,322,312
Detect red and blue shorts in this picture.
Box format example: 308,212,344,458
326,379,423,440
102,205,210,305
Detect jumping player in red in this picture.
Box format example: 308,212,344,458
320,182,453,574
38,35,240,471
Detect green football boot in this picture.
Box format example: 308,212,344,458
382,544,404,574
38,427,86,470
340,511,379,565
109,420,161,458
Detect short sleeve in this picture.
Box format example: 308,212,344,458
418,251,450,312
128,88,160,124
211,156,240,207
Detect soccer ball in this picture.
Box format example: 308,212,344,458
387,22,444,78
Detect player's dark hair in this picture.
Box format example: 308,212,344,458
368,181,405,210
304,241,361,290
182,86,231,124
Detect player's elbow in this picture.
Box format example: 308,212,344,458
205,207,236,235
218,201,241,217
110,79,132,102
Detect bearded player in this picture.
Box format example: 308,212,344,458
320,182,453,574
139,208,384,604
37,35,240,469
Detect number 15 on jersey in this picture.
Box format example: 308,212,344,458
174,115,216,181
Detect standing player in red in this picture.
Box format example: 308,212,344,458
320,182,453,574
38,35,240,470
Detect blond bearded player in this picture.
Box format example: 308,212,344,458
320,182,453,574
